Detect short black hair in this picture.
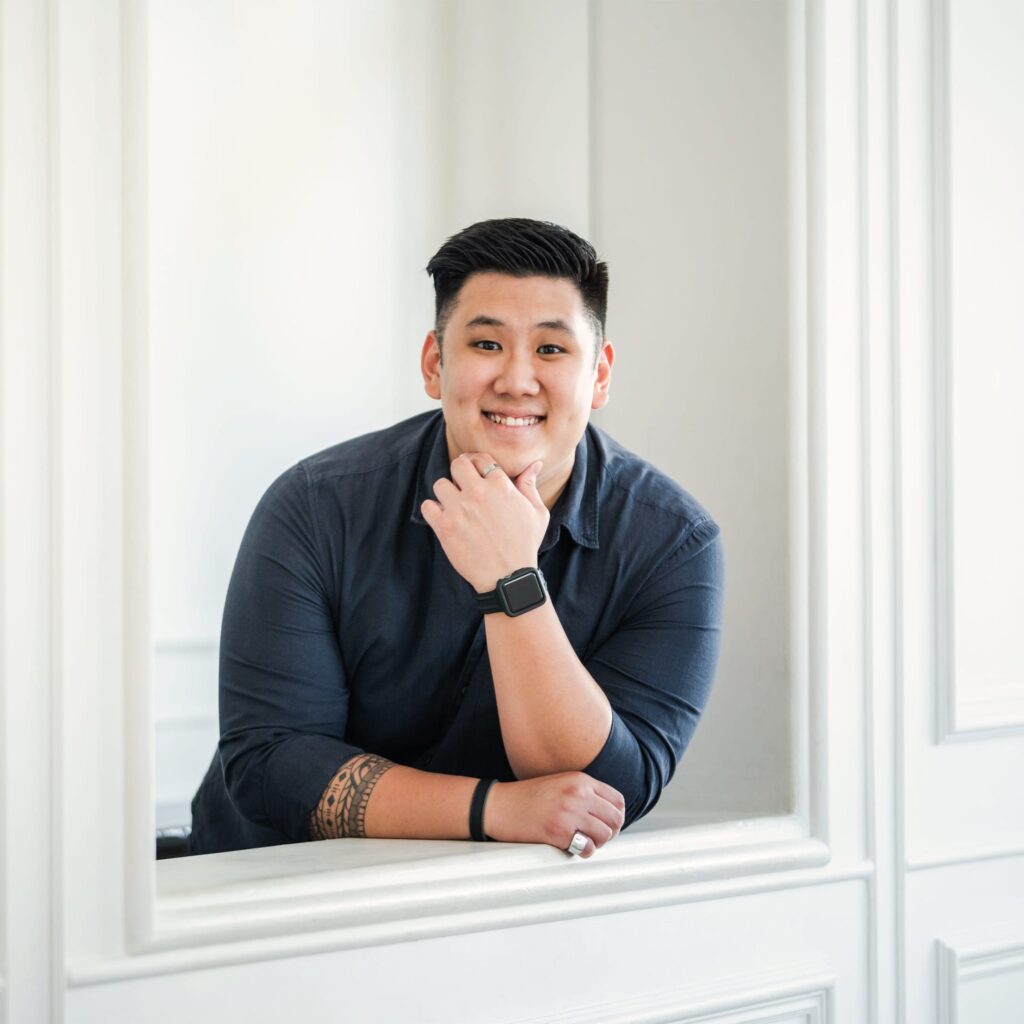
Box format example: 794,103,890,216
425,218,608,363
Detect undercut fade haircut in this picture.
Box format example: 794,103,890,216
425,218,609,365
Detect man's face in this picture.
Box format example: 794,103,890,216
421,272,614,508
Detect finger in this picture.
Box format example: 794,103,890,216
591,781,626,815
457,452,506,486
450,454,490,489
587,801,623,840
514,460,545,509
420,499,442,527
565,828,598,859
586,787,625,836
432,477,459,505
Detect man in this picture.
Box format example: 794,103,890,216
188,218,724,859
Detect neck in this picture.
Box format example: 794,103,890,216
537,454,574,510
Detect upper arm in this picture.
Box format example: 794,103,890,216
218,463,366,839
581,519,725,824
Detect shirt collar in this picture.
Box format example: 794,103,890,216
409,411,600,551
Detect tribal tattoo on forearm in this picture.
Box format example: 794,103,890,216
308,753,397,840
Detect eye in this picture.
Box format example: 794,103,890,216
471,340,501,351
538,344,565,355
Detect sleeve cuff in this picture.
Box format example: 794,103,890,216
581,711,646,814
262,733,367,841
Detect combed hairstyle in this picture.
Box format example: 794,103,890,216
425,218,609,365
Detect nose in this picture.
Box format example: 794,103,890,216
493,345,541,397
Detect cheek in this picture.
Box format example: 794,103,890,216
444,367,488,404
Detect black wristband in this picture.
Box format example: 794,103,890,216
469,778,497,841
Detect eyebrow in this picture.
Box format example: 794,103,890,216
464,314,576,336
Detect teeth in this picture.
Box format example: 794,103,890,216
485,412,543,427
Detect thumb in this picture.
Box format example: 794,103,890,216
517,460,544,499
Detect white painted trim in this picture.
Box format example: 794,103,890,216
67,854,868,987
942,688,1024,739
929,0,1024,743
151,815,823,939
138,814,828,958
937,933,1024,1024
47,4,63,1021
155,713,216,731
907,844,1024,872
937,940,958,1024
57,0,850,979
510,965,835,1024
153,638,217,654
1,0,61,1017
786,0,818,859
888,0,909,1019
121,0,154,955
930,0,956,746
862,2,904,1024
803,0,829,853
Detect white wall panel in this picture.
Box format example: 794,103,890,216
939,0,1024,737
123,8,844,988
8,0,1024,1021
66,879,865,1023
906,855,1024,1023
939,935,1024,1024
148,0,421,644
897,0,1024,865
592,0,798,820
0,0,59,1019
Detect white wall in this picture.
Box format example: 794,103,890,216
149,0,797,829
148,0,451,822
3,1,1024,1022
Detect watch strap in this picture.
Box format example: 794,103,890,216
474,589,504,614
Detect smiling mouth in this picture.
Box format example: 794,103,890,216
482,411,546,428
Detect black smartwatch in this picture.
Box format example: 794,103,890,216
474,566,548,617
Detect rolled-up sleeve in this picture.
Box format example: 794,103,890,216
218,462,365,841
582,518,725,827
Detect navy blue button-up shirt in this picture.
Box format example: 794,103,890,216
189,409,724,854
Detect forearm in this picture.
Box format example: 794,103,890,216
484,599,613,779
308,753,492,840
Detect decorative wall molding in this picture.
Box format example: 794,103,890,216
512,965,834,1024
930,0,1024,744
68,846,864,986
908,844,1024,873
32,0,858,988
153,638,218,654
940,687,1024,742
937,934,1024,1023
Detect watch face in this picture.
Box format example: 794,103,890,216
501,571,545,614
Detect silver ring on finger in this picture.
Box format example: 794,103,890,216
566,830,589,856
481,463,500,478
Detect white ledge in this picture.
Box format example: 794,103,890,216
62,812,843,985
154,814,827,946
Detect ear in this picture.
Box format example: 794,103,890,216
591,340,615,411
421,331,442,400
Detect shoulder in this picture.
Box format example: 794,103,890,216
297,409,441,486
250,409,439,527
590,423,720,548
